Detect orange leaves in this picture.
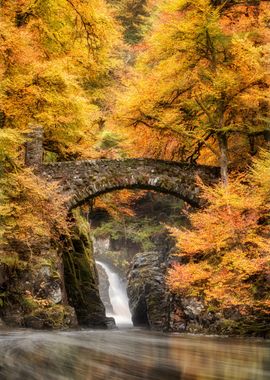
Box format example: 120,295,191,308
167,153,270,313
167,262,211,296
95,189,146,220
114,0,270,175
170,176,266,258
1,168,69,246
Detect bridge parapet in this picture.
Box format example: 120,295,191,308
25,127,220,209
24,126,44,169
41,159,220,209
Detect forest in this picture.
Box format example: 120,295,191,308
0,0,270,340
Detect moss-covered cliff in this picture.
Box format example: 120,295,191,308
0,240,76,329
63,210,112,328
0,209,110,329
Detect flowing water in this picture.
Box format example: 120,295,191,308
0,329,269,379
0,264,269,379
96,260,132,326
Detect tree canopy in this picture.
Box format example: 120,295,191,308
0,0,269,331
114,0,270,182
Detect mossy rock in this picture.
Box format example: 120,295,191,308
63,211,108,327
24,305,76,329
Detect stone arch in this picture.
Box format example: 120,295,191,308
40,159,220,209
22,127,221,329
25,127,220,208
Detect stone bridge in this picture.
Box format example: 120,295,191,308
25,127,220,209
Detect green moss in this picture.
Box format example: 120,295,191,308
63,212,106,327
26,305,74,329
72,209,92,241
0,255,26,270
93,219,162,251
20,295,40,312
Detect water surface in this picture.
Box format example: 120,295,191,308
0,329,269,380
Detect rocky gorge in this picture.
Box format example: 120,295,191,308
0,190,268,336
0,210,110,329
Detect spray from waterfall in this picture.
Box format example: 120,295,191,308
96,261,132,326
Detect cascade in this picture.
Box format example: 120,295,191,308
96,261,132,326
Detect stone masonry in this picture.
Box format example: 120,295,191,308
25,127,220,208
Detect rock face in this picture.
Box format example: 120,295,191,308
168,295,217,334
0,214,110,329
63,218,114,329
127,251,169,330
127,251,269,336
126,251,223,334
0,241,77,329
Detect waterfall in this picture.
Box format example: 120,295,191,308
96,261,132,326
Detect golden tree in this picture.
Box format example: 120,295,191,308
114,0,270,182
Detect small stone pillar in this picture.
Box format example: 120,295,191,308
25,126,44,169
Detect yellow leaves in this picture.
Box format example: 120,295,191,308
222,250,263,277
1,169,69,246
0,0,123,161
167,153,270,312
167,262,211,296
0,129,24,162
250,150,270,201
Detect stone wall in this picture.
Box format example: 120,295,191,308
24,126,220,210
41,159,219,210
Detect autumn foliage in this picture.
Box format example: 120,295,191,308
167,151,270,315
0,0,270,332
114,0,270,183
0,0,122,253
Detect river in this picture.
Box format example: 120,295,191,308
0,263,269,379
0,328,269,379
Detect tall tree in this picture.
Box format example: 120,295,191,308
0,0,122,159
0,0,123,249
115,0,270,183
167,151,270,326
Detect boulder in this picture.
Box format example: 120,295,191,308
63,222,115,329
127,251,170,330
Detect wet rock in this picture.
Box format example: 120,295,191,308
24,305,77,329
127,251,170,330
63,223,110,328
48,283,62,304
182,297,205,319
33,266,63,304
105,316,116,329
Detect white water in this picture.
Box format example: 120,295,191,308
96,261,133,326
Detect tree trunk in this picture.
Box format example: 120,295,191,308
263,130,270,150
218,133,228,186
